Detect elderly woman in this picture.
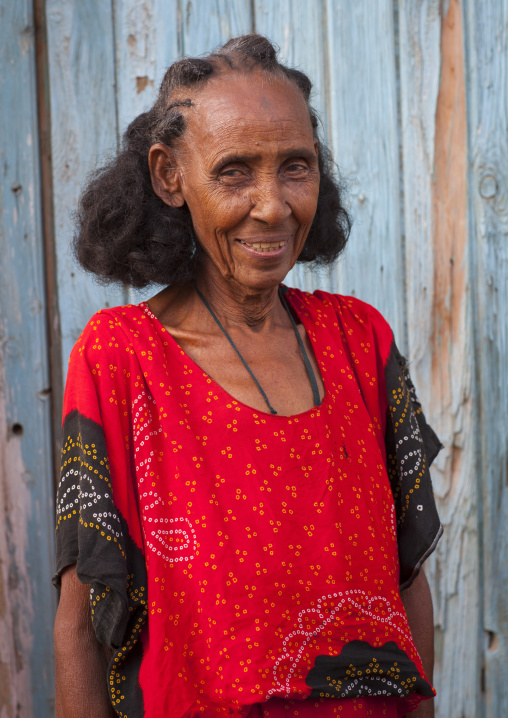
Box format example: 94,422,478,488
53,35,442,718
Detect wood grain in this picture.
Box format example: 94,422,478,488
113,0,179,138
399,2,481,715
324,0,406,346
178,0,253,57
46,0,127,376
465,0,508,715
3,1,508,716
34,0,64,484
113,0,180,305
0,0,56,714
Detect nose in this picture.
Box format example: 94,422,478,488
249,178,291,225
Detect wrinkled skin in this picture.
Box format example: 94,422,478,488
150,70,320,305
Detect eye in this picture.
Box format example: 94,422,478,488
220,168,243,177
283,160,310,176
217,164,250,185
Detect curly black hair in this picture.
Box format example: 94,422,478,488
74,34,351,288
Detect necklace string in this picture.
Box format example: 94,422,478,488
195,285,321,416
278,290,322,407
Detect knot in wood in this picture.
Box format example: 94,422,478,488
479,174,497,199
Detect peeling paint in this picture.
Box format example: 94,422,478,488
136,75,153,93
0,660,14,718
0,352,34,718
399,1,483,714
19,26,33,57
3,1,505,716
431,0,468,447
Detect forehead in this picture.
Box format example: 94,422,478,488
181,71,315,151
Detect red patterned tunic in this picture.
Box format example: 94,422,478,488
54,288,442,718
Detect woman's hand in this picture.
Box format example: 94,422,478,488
54,565,115,717
401,570,435,717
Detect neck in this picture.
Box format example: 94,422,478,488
195,273,284,329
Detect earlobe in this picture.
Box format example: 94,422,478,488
148,143,185,208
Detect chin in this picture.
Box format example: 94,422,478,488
232,266,292,293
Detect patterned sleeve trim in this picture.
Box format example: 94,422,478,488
384,342,443,590
54,409,147,717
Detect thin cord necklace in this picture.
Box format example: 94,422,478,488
195,285,321,415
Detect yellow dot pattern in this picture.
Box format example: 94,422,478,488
54,289,437,717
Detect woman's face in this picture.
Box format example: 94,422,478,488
162,71,320,293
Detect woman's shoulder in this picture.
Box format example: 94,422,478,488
76,302,155,341
63,303,161,419
69,302,157,365
285,286,393,341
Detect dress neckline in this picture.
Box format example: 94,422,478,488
139,287,328,420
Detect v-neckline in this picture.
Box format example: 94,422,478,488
140,287,328,420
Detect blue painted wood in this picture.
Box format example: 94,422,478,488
4,2,502,716
113,0,180,306
464,0,508,715
397,0,441,367
399,3,482,716
46,0,128,376
254,0,329,134
324,0,406,348
113,0,179,138
0,1,56,715
178,0,253,57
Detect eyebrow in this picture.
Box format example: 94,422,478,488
211,148,317,174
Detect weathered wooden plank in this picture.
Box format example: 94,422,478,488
113,0,179,138
399,1,481,716
254,0,329,136
254,0,334,293
113,0,180,305
0,1,56,715
324,0,405,346
464,0,508,715
34,0,64,483
46,0,127,375
179,0,253,57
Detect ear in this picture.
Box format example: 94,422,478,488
148,143,185,208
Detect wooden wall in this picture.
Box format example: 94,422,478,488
0,0,506,716
0,1,56,716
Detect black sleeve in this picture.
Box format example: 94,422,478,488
54,409,147,717
384,341,443,590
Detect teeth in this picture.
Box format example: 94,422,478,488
241,240,287,252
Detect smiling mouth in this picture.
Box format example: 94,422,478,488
238,240,288,252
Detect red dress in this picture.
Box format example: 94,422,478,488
54,288,442,718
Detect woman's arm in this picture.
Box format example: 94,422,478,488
54,565,115,718
400,570,435,717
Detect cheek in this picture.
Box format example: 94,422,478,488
187,188,251,243
291,182,320,224
199,191,251,232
